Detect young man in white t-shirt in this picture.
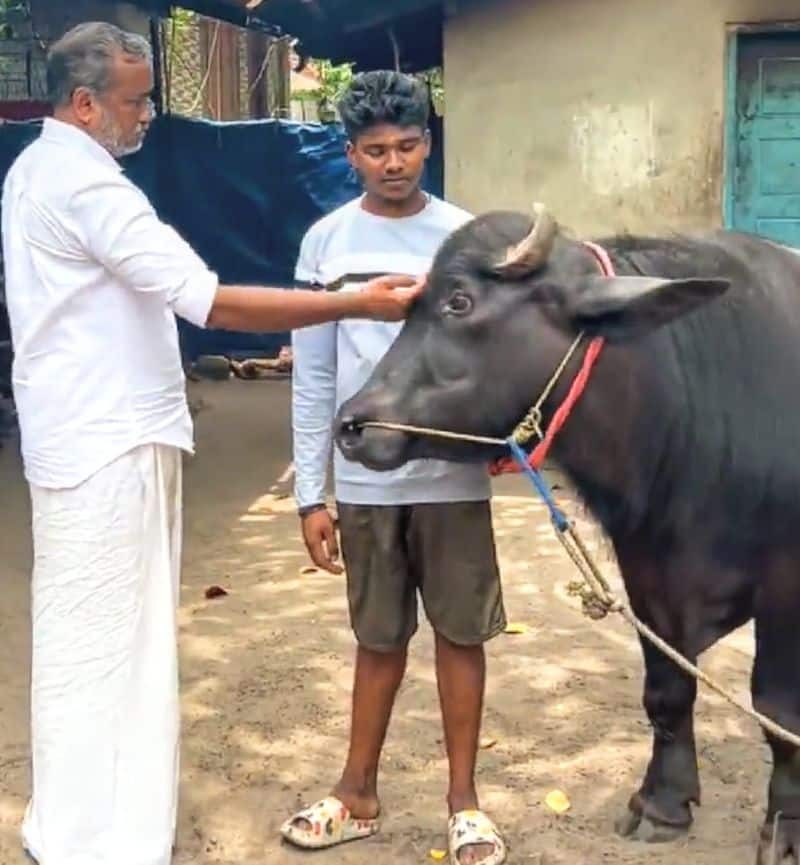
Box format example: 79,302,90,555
282,72,507,865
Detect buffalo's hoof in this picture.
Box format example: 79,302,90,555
615,808,689,844
757,816,800,864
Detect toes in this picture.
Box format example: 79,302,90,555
457,842,496,865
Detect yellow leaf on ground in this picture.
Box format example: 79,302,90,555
429,849,447,861
544,789,571,814
503,623,528,635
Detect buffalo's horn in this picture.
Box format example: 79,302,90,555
495,202,557,278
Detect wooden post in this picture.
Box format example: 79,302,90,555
247,30,271,119
267,37,291,119
149,17,164,116
200,18,241,120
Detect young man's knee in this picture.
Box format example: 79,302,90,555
432,624,499,649
427,601,506,648
355,628,416,655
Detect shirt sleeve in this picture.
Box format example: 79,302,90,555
68,173,218,328
291,229,337,509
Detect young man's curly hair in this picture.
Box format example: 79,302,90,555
338,71,429,142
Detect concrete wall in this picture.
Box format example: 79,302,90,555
444,0,800,235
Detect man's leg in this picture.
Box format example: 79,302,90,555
286,503,416,836
24,444,182,865
437,636,498,865
414,501,507,865
333,643,408,817
435,635,485,815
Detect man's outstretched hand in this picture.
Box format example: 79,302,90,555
208,273,427,332
359,274,426,321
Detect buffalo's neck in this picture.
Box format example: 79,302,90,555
543,339,673,539
538,242,680,537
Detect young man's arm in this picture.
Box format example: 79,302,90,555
291,226,343,574
292,320,342,574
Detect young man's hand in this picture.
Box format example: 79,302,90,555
359,274,426,321
301,507,344,575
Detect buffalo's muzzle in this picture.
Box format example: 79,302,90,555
336,413,365,456
334,405,412,470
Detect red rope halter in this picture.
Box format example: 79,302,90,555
489,241,611,475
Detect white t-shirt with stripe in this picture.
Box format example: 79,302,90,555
291,195,491,508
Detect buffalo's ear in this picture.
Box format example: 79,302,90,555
566,275,730,341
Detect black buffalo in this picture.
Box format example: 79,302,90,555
335,205,800,863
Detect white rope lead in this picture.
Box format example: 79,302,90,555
359,421,506,447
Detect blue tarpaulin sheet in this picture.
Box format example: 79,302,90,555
0,113,443,359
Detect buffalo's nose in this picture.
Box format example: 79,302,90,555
336,413,365,452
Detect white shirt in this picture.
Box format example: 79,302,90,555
2,118,219,489
292,196,491,508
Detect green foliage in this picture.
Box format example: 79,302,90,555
314,59,353,122
418,67,444,116
168,7,197,57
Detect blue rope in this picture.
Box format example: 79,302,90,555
506,438,570,533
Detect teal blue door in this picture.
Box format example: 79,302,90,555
731,32,800,246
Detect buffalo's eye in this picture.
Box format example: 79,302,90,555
442,290,474,317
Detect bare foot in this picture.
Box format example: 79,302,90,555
456,840,497,865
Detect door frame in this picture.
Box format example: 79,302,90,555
723,21,800,230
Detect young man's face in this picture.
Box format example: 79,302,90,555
347,123,431,204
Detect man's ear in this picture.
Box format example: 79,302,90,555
566,275,730,341
72,86,96,127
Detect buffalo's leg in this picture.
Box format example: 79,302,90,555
616,636,700,842
753,559,800,865
612,545,701,843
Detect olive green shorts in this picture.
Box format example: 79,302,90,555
336,500,507,652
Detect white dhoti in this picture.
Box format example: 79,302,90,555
22,444,183,865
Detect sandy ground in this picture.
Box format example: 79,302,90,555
0,379,770,865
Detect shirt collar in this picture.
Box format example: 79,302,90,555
41,117,123,173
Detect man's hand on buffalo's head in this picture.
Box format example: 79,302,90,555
360,273,427,321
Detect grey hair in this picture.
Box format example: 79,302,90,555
47,21,152,107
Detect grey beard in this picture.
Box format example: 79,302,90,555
113,138,144,158
95,112,144,159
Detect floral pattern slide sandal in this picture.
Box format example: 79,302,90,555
280,795,380,849
448,809,507,865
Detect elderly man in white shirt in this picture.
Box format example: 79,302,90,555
1,21,420,865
